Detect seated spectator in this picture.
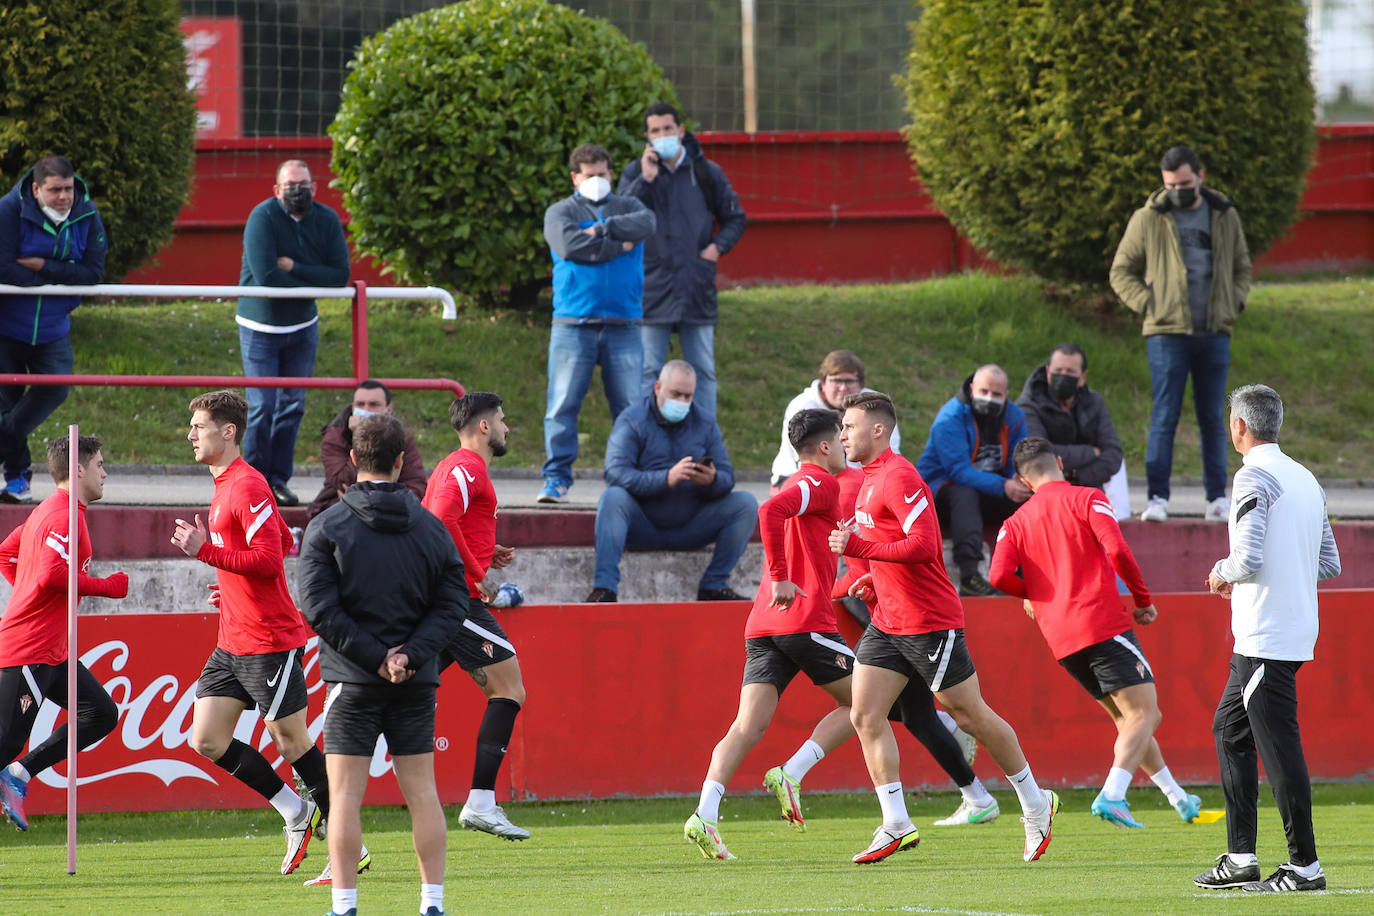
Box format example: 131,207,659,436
587,360,758,602
916,364,1031,596
769,349,901,489
306,380,427,519
1016,342,1128,512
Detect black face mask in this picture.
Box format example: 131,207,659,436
1048,373,1079,402
282,185,313,215
970,396,1004,420
1167,186,1197,209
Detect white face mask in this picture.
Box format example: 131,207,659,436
41,204,71,224
578,175,611,203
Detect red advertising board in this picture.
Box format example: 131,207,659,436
181,18,242,140
21,591,1374,815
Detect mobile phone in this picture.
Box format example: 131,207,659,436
697,456,714,467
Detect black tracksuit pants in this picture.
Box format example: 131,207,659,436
1213,653,1317,866
934,483,1017,580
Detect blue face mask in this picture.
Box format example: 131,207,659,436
352,407,381,418
659,397,690,423
651,135,681,162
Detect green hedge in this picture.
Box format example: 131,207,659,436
0,0,196,279
902,0,1316,285
331,0,680,307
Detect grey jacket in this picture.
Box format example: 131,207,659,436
617,133,747,324
1016,365,1124,489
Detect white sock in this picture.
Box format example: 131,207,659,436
697,779,725,823
270,785,306,824
937,709,957,733
420,883,444,913
1150,766,1186,806
6,761,31,783
1290,860,1322,879
1005,765,1046,814
875,781,910,827
332,887,357,914
782,739,825,782
959,777,995,807
1103,766,1133,800
1227,852,1259,867
466,788,496,813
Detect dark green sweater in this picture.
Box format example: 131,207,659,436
237,198,350,328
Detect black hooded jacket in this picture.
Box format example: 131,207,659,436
297,481,466,686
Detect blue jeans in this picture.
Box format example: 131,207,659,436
0,334,74,479
1145,333,1230,501
593,486,758,592
542,322,642,482
641,322,717,421
239,323,318,487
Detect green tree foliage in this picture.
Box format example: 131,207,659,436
330,0,680,306
0,0,196,279
902,0,1316,285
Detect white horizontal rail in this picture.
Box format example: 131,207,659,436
0,283,458,320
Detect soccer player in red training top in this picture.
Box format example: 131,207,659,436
422,392,529,841
0,435,127,830
171,390,342,878
829,391,1060,864
989,437,1201,829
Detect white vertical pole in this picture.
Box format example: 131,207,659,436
66,424,78,875
741,0,758,132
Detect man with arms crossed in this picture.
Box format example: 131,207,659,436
0,435,127,829
423,392,529,840
299,415,467,916
989,437,1201,829
830,392,1059,864
1195,385,1340,893
171,389,334,875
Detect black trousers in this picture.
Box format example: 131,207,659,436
934,483,1017,579
1213,654,1317,866
0,661,118,777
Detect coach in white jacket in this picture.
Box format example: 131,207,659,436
1196,384,1341,894
769,350,900,488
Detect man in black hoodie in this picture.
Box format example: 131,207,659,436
297,415,467,916
1016,343,1124,491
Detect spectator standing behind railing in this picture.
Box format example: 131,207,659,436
0,156,106,503
237,159,350,508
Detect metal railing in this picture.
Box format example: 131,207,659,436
0,281,466,399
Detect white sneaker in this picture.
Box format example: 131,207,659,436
933,797,1000,826
459,802,531,840
1021,790,1060,862
1205,497,1231,522
1140,496,1168,522
303,844,372,886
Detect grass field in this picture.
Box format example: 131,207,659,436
1,786,1371,915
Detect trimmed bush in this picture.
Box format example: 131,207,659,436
902,1,1316,285
0,0,196,279
331,0,681,307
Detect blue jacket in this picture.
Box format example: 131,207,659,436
0,170,106,345
604,394,737,529
617,133,747,325
916,373,1028,498
543,192,656,321
238,197,350,329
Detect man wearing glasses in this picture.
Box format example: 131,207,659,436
237,159,350,507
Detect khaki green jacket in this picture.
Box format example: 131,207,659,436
1109,186,1252,336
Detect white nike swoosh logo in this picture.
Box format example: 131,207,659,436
805,476,821,486
266,666,283,687
249,499,270,513
927,641,944,662
904,492,920,503
462,468,477,482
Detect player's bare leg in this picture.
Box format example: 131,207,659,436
763,677,856,830
460,656,529,839
393,753,448,914
848,663,919,863
1096,686,1197,822
265,707,331,822
685,683,778,857
935,674,1058,861
324,753,368,915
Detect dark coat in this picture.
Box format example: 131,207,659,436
306,405,428,518
1016,365,1124,489
297,481,466,687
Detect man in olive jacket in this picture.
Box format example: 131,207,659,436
1110,144,1251,524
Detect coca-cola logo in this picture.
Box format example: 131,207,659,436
31,636,399,789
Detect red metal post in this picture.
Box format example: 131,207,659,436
352,281,369,383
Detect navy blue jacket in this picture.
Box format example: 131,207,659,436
916,373,1028,498
617,133,747,325
543,191,656,321
604,394,736,529
0,170,106,345
238,197,350,329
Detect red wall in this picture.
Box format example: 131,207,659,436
23,590,1374,815
126,127,1374,287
